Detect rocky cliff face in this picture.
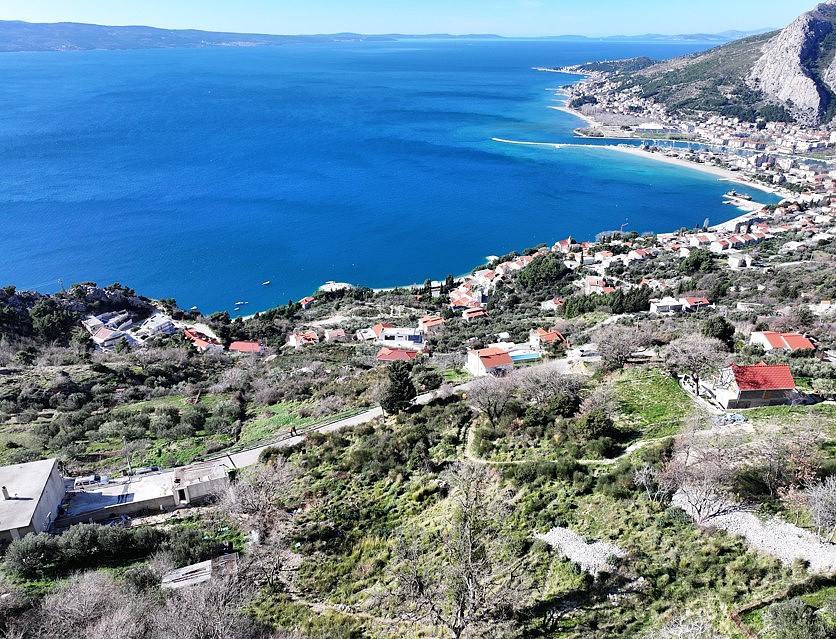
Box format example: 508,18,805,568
749,0,836,125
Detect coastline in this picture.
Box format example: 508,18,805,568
241,74,789,320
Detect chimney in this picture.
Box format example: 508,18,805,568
1,486,9,500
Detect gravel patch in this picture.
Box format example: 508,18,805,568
672,490,836,573
535,526,626,575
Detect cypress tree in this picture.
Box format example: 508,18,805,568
381,361,417,414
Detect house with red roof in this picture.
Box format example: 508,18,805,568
465,347,514,377
529,328,568,351
540,298,565,311
712,363,796,409
356,323,395,342
749,331,815,353
324,328,347,342
553,237,576,254
288,330,319,348
418,316,445,333
376,347,420,363
229,341,263,355
184,329,224,352
298,296,315,310
681,297,711,312
462,308,489,321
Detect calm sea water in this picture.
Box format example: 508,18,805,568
0,40,779,313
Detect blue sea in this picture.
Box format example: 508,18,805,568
0,40,780,314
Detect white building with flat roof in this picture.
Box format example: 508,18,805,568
0,458,65,542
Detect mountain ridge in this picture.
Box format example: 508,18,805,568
607,1,836,126
0,19,770,52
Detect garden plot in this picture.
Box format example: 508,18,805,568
672,491,836,573
535,526,627,575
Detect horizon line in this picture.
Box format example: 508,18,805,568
0,18,777,41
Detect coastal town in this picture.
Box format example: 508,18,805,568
554,63,836,196
5,2,836,637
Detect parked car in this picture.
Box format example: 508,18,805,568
132,466,161,476
73,474,109,489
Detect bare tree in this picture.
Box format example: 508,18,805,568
393,463,526,638
23,571,144,639
644,615,726,638
664,334,727,396
220,459,296,541
517,364,585,407
633,464,675,504
579,383,617,416
595,325,642,369
467,375,517,427
665,334,727,395
806,476,836,542
152,575,281,639
664,432,737,524
240,532,298,595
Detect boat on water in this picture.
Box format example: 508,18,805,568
724,190,752,201
262,281,271,286
235,301,248,305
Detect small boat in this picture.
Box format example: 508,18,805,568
262,281,271,286
235,301,248,305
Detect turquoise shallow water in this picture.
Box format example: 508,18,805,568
0,39,779,313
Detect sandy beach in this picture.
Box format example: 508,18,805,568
549,105,599,127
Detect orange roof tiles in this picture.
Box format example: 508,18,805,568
376,347,420,362
476,347,513,369
731,364,795,391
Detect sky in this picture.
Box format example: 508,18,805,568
0,0,818,37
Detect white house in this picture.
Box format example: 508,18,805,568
376,327,425,350
728,252,754,269
288,330,319,348
465,348,514,377
649,297,684,314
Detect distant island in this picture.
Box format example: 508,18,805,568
0,20,772,52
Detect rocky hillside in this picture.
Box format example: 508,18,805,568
749,0,836,125
613,1,836,125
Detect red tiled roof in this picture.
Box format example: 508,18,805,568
476,347,513,369
376,347,419,362
535,328,565,344
754,331,815,352
731,364,795,391
782,333,815,351
420,316,445,328
229,341,261,353
372,323,395,337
